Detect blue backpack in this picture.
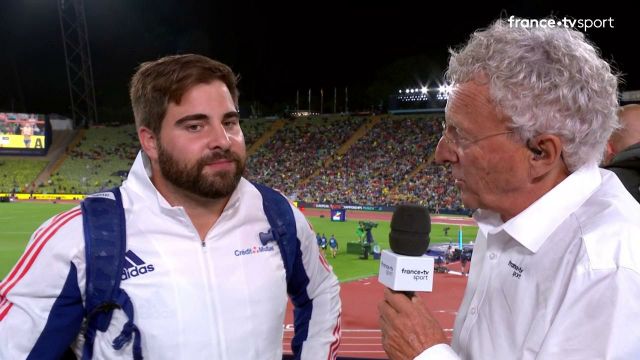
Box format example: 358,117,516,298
80,183,311,359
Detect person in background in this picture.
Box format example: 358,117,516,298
603,103,640,202
459,249,469,276
329,234,339,258
20,119,34,148
356,221,365,242
320,233,328,255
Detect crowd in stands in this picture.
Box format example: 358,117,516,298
241,118,274,148
388,164,464,212
296,115,446,207
5,114,467,213
245,116,366,197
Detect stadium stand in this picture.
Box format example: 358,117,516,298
296,114,443,206
6,113,467,213
39,125,138,194
388,164,464,213
242,117,277,153
0,159,49,194
245,115,367,197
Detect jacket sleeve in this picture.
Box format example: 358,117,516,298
0,207,86,359
289,205,341,360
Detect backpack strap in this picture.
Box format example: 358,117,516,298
252,183,312,359
81,188,142,360
253,183,296,279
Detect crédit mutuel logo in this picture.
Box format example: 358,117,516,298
508,16,615,31
234,244,276,257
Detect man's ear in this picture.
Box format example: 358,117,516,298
603,141,615,165
138,126,158,160
528,134,564,178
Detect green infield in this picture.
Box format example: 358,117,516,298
1,202,77,279
1,202,478,282
307,216,477,281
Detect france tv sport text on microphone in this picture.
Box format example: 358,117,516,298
378,204,434,293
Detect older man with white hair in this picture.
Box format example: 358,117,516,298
379,18,640,360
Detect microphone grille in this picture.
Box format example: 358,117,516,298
389,204,431,256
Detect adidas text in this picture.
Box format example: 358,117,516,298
121,264,155,280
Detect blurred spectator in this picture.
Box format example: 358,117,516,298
603,104,640,202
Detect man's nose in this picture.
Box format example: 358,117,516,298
206,121,231,150
434,136,457,164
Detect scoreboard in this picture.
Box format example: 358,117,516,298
0,112,50,156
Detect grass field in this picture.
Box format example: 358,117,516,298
1,202,77,278
308,216,477,281
0,202,478,281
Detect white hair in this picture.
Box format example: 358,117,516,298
446,18,620,171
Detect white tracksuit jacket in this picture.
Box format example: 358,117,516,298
0,152,341,359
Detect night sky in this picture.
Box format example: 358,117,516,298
0,1,637,121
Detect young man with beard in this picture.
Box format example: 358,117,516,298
0,54,341,359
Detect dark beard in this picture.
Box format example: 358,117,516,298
157,143,245,199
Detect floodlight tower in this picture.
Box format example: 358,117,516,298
57,0,98,127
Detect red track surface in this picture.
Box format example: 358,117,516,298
283,268,468,358
282,209,472,358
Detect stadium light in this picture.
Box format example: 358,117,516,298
437,82,453,100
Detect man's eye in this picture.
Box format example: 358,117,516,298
224,122,241,131
223,119,238,127
187,124,202,131
454,129,468,142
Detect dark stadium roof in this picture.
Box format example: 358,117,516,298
0,1,637,120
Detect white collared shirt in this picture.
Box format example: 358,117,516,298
417,163,640,359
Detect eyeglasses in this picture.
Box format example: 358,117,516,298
441,121,513,149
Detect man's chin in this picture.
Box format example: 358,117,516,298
193,173,242,198
460,193,478,210
201,168,238,183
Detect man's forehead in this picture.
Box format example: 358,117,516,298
171,79,231,102
450,80,493,102
445,81,509,127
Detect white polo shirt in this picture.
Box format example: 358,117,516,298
418,163,640,359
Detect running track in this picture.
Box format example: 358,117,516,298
282,208,474,358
